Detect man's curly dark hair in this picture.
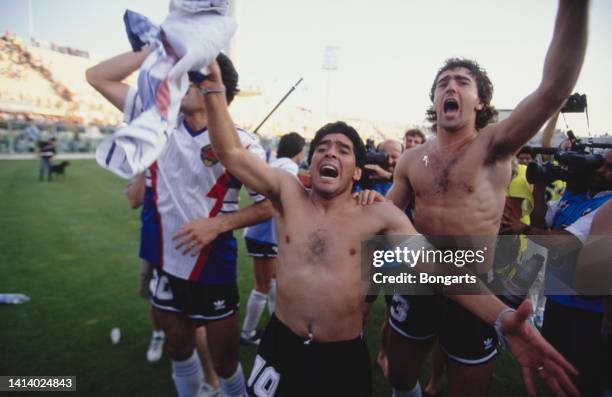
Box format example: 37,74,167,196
426,58,498,131
307,121,366,169
307,121,366,192
216,52,239,104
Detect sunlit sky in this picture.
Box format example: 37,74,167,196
1,0,611,136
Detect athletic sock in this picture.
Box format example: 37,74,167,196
392,382,422,397
152,329,165,339
171,351,203,397
242,289,267,336
219,363,246,397
268,279,277,315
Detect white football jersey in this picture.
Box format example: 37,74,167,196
124,86,266,283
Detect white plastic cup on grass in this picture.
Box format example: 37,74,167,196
110,327,121,344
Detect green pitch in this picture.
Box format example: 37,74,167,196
0,160,529,396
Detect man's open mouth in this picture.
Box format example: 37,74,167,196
443,98,459,114
320,164,339,179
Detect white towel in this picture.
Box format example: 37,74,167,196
96,0,236,179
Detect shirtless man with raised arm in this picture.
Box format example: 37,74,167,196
384,1,589,396
200,60,579,396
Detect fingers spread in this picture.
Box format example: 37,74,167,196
543,359,580,397
539,337,579,376
541,371,566,397
172,228,189,241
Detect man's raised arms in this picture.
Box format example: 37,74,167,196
85,49,150,111
491,0,588,156
202,62,290,202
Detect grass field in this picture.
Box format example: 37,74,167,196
0,160,532,396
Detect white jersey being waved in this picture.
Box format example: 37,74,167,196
123,86,266,283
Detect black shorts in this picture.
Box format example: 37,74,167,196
245,238,278,259
542,299,608,396
246,315,371,397
387,293,499,365
149,268,239,324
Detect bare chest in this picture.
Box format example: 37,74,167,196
413,148,482,198
277,213,366,268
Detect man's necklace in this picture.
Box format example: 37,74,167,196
422,155,429,167
421,134,476,167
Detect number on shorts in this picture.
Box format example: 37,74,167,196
150,269,174,301
390,294,409,322
247,355,280,397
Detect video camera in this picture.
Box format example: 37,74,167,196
525,130,611,184
560,93,587,113
365,139,389,169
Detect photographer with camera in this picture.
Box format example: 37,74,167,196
362,138,403,196
515,146,612,396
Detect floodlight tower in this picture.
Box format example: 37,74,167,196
323,45,340,116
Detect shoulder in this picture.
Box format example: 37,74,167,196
477,122,519,163
395,141,431,179
360,201,416,234
361,200,403,220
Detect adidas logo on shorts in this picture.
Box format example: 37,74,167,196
213,300,226,310
483,337,494,350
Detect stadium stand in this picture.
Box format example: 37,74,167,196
0,33,123,125
0,33,423,155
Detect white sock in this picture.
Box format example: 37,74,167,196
152,329,165,339
172,351,203,397
268,279,277,315
392,382,421,397
219,363,246,397
242,289,267,336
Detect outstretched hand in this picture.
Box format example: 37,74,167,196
502,300,580,397
172,218,223,256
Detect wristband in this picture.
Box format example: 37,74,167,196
200,86,226,95
494,307,516,349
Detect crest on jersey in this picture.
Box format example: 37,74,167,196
200,144,219,167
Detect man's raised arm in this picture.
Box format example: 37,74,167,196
203,62,286,201
85,49,150,111
493,0,589,154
